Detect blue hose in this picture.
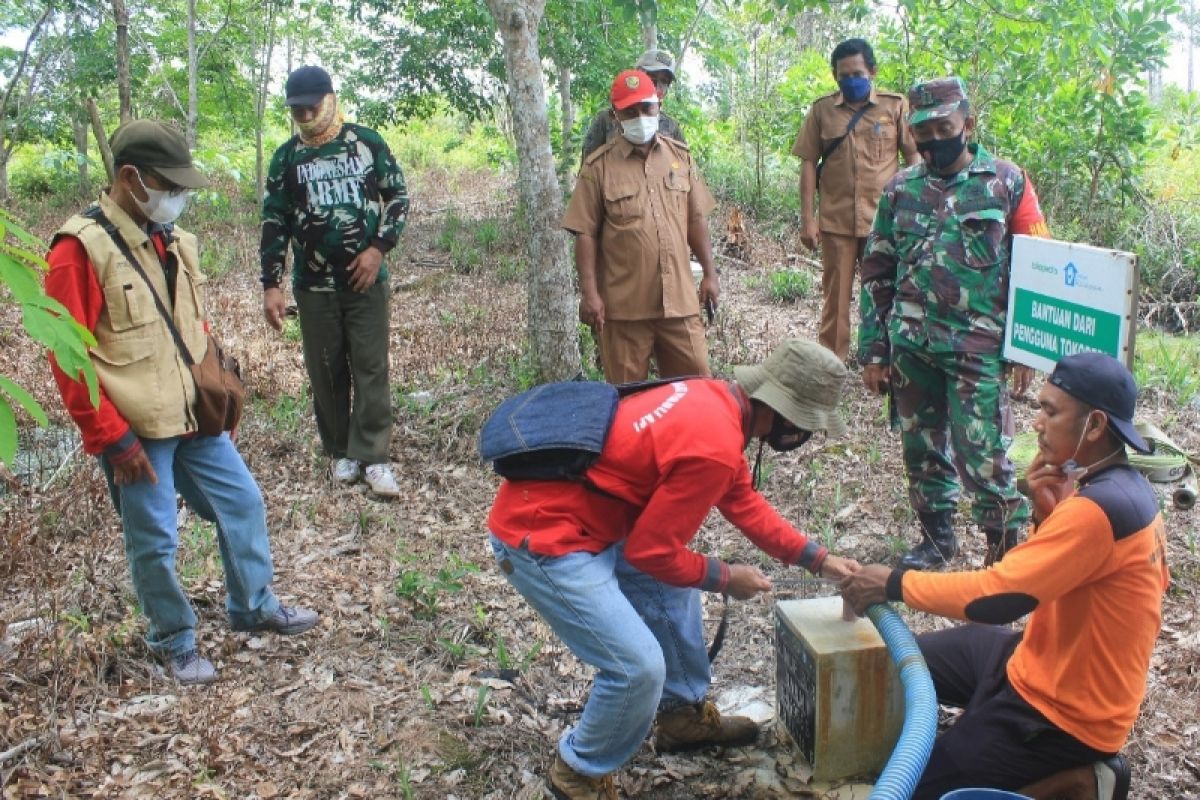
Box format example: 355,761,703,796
866,603,939,800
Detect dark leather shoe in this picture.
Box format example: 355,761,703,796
654,700,758,752
899,510,957,570
232,605,319,636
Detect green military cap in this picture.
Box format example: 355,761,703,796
110,120,209,189
908,77,969,125
634,48,676,79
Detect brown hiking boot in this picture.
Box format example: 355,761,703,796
547,754,617,800
654,700,759,752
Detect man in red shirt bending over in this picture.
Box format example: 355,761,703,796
487,338,861,799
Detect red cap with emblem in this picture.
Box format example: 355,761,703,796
610,69,660,110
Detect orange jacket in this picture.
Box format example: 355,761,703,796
893,464,1169,752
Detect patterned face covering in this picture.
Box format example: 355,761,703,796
297,93,344,146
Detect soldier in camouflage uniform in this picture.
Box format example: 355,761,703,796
580,49,686,163
261,66,411,498
858,77,1050,569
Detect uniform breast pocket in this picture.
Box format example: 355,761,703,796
869,121,897,160
893,208,931,259
664,171,691,216
102,280,157,332
603,181,643,226
958,207,1006,269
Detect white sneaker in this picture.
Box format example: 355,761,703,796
332,458,361,484
364,463,401,498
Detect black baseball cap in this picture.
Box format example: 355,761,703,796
1048,352,1152,454
285,65,334,107
110,120,209,189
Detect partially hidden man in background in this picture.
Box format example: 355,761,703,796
841,352,1168,800
261,65,411,498
858,77,1050,570
45,120,318,686
487,339,861,799
791,38,917,361
566,69,719,384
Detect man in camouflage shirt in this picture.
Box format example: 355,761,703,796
859,77,1049,570
580,49,686,164
261,65,410,498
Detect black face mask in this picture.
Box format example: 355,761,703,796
766,415,813,452
917,130,967,171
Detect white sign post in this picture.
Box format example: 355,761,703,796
1004,235,1138,373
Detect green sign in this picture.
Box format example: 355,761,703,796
1009,288,1122,361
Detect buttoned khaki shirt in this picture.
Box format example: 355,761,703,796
563,135,715,321
792,87,915,237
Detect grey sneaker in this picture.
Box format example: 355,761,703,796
364,463,401,498
332,458,361,484
169,649,217,685
232,605,319,636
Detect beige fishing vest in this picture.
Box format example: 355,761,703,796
55,194,209,438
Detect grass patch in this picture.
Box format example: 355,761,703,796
1135,332,1200,404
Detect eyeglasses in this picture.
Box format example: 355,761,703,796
140,168,189,198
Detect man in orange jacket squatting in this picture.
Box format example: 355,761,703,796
486,339,861,799
841,351,1169,799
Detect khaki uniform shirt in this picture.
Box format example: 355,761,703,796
792,87,915,237
563,136,715,321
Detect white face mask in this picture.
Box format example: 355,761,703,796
620,114,659,145
1061,411,1123,482
133,170,191,224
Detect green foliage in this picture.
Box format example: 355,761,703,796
767,267,814,302
394,547,478,619
386,112,514,171
0,209,98,466
1134,332,1200,404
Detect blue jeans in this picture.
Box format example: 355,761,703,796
102,434,279,657
489,535,712,778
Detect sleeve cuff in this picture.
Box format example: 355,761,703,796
886,568,908,602
370,236,396,254
104,429,142,465
262,281,280,290
794,540,828,575
698,557,731,593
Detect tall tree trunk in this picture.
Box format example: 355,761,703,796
556,61,574,188
73,113,89,198
485,0,581,382
88,98,115,184
255,3,277,204
112,0,133,123
187,0,199,145
639,0,657,50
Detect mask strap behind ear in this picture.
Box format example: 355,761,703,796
752,439,766,491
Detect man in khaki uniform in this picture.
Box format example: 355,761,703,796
792,38,918,360
565,69,719,383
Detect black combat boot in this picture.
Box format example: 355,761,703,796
899,510,958,570
983,527,1021,566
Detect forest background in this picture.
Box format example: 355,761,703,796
2,0,1200,797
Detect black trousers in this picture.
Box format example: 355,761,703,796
912,624,1112,800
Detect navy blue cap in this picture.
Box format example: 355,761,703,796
1048,352,1151,454
285,65,334,107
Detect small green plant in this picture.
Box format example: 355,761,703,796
1134,333,1200,404
767,268,813,303
472,685,491,726
421,685,436,708
394,548,478,618
496,255,525,283
473,218,502,252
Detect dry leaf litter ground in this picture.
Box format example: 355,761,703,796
1,167,1198,799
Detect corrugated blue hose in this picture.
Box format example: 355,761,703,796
867,603,938,800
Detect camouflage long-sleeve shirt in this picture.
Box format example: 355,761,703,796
580,109,686,165
260,123,410,291
858,144,1049,365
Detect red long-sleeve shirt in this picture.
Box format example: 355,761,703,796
487,379,827,591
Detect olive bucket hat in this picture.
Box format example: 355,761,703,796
110,120,209,189
734,339,849,438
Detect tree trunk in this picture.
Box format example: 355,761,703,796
187,0,199,146
255,4,277,204
484,0,581,382
556,61,574,189
112,0,133,123
639,0,658,50
73,112,89,198
87,98,115,184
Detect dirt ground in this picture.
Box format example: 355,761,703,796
2,169,1198,799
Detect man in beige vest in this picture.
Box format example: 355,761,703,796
44,120,318,685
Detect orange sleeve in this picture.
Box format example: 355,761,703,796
1010,172,1050,238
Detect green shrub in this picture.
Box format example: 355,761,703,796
767,268,813,302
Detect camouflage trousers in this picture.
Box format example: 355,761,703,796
891,345,1028,534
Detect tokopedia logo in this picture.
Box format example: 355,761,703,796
1031,261,1058,276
